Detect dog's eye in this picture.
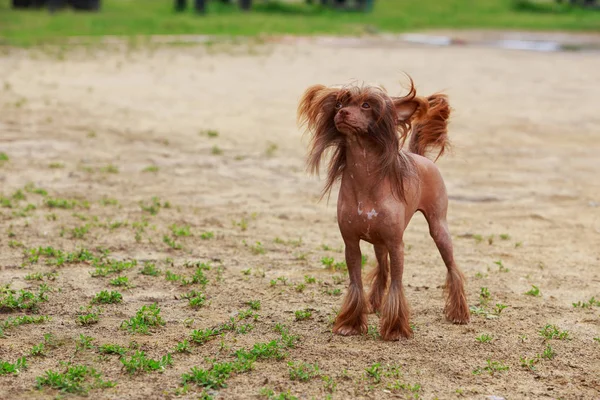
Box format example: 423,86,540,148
361,102,370,109
335,101,343,109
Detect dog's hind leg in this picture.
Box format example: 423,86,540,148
367,244,389,314
380,241,412,340
333,239,368,336
423,202,470,324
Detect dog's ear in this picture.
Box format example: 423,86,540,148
298,84,337,128
394,96,428,122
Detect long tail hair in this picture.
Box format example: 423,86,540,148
408,93,451,161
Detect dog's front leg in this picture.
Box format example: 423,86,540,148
333,240,368,336
380,241,412,340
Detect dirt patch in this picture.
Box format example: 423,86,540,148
0,39,599,399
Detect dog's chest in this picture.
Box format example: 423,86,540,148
337,199,389,242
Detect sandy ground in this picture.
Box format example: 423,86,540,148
0,38,599,400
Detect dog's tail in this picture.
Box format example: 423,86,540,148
408,93,451,161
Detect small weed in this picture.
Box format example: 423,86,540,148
0,153,8,162
322,375,337,393
541,344,556,360
494,260,509,272
36,364,115,394
49,162,64,169
472,359,509,375
110,276,129,287
190,328,219,344
499,233,511,240
121,303,165,334
294,309,312,321
200,129,219,138
476,334,493,343
140,262,160,276
288,361,320,381
242,268,251,276
265,142,278,157
100,164,119,174
259,388,298,400
294,283,306,293
91,259,137,277
100,197,119,206
170,224,191,237
234,217,248,231
200,231,214,240
494,303,508,314
525,285,541,297
321,257,334,269
480,287,491,303
365,363,382,383
121,351,173,374
0,315,50,336
367,324,380,340
520,356,538,371
140,196,167,215
174,340,191,354
211,145,223,155
246,300,261,310
184,290,206,308
325,288,342,296
0,286,48,312
76,306,101,325
304,275,316,284
163,235,182,250
91,290,123,304
31,342,46,356
45,198,83,209
572,297,600,308
249,241,265,255
98,344,127,356
277,277,288,286
539,324,569,340
77,334,95,350
143,165,159,173
0,357,27,376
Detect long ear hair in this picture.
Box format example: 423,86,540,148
297,84,345,198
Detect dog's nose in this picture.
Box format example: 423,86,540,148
338,108,349,117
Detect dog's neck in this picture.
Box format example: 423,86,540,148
341,134,385,195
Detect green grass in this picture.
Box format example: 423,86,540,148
35,364,115,394
91,290,123,304
120,351,173,374
0,357,27,376
0,285,48,312
288,361,320,381
539,324,570,340
98,343,127,355
472,359,509,375
1,0,598,47
121,303,166,334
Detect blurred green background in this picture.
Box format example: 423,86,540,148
1,0,599,46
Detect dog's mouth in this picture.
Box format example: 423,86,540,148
335,119,354,130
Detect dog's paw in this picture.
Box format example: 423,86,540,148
333,325,363,336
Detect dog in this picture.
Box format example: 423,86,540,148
298,78,470,340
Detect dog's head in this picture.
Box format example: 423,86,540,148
298,79,425,199
298,81,426,146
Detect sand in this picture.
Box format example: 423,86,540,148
0,37,599,399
